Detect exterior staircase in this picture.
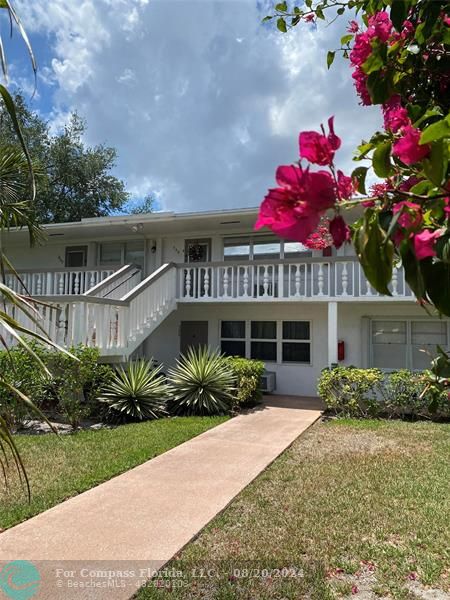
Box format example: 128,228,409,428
4,263,178,361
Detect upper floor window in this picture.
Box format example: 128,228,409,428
65,246,87,268
223,236,311,261
99,241,145,268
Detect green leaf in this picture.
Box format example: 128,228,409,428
362,51,384,75
315,6,325,19
353,210,393,295
327,51,335,69
420,117,450,145
435,235,450,264
275,1,287,11
420,260,450,317
262,15,273,22
366,71,390,104
276,17,287,32
372,142,392,178
409,180,436,196
390,0,407,32
422,140,448,187
351,166,368,195
340,34,353,46
337,7,345,15
399,240,426,302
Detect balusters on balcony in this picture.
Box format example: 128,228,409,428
177,259,412,301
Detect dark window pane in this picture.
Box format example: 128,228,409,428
221,321,245,339
251,321,276,339
282,342,310,363
251,341,276,361
221,340,246,357
283,321,310,340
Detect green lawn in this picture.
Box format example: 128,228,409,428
137,419,450,600
0,416,228,530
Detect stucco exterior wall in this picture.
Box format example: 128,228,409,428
143,300,439,397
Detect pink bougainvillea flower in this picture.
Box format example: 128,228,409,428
413,229,442,260
392,125,431,165
299,117,341,166
399,176,421,192
304,221,333,250
337,170,356,199
350,11,393,105
444,197,450,217
347,20,359,33
383,95,410,132
393,201,422,230
255,164,336,243
304,13,315,22
368,11,393,42
329,215,350,248
351,585,359,595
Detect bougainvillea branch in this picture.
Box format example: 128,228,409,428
258,0,450,314
259,0,450,401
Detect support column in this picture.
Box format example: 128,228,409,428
328,301,338,367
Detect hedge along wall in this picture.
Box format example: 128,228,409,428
317,367,450,419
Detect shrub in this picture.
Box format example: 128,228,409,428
225,357,265,409
380,370,449,419
0,343,52,430
317,367,383,418
0,343,114,429
47,345,115,427
100,360,168,422
168,346,235,416
318,367,450,420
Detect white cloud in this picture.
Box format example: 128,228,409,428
16,0,382,212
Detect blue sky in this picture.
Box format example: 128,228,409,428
5,1,381,213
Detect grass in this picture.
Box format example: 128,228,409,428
137,419,450,600
0,415,228,530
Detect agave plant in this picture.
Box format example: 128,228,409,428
100,360,168,422
168,346,235,416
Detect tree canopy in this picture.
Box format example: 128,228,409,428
0,94,129,223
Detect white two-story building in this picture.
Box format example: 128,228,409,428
2,207,445,396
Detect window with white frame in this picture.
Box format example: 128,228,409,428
282,321,311,363
99,241,145,268
220,321,246,357
220,320,311,364
371,319,448,370
251,321,277,361
223,236,311,261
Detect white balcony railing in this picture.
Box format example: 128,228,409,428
177,259,414,301
5,267,116,296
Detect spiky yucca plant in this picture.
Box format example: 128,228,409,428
100,360,168,422
168,346,235,416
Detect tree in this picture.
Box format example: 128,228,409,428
126,193,156,215
0,95,129,223
259,0,450,398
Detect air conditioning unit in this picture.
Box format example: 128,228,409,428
261,371,276,393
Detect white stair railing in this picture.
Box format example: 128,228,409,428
1,263,177,358
84,264,142,300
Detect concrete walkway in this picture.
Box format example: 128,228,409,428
0,396,322,599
